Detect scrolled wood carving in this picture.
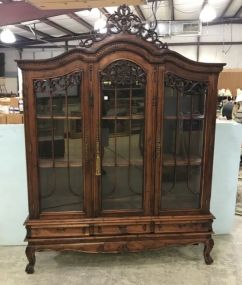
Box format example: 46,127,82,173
79,5,168,50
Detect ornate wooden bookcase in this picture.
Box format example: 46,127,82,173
17,5,224,274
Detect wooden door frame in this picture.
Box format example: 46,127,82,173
22,62,92,220
92,51,157,217
154,62,219,215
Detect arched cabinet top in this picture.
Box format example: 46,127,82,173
17,34,225,75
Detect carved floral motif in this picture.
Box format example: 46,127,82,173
33,71,82,93
79,5,168,50
165,73,207,95
100,60,146,87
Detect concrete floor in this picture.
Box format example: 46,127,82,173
0,216,242,285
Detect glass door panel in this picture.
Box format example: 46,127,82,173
34,71,84,212
161,73,207,210
162,165,201,209
100,60,146,211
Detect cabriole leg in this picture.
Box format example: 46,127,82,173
203,238,214,265
25,246,36,274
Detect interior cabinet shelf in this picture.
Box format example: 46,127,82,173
38,159,82,168
102,87,144,91
164,115,204,120
162,154,202,166
37,115,81,120
102,115,144,120
102,160,143,167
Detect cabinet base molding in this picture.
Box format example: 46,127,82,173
25,236,214,274
25,215,214,273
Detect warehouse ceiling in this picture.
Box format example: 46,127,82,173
0,0,242,48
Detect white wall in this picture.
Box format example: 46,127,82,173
0,24,242,78
0,125,28,245
167,24,242,67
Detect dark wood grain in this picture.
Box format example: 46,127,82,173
18,33,224,273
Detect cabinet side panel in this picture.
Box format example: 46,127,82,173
201,74,219,211
22,72,40,218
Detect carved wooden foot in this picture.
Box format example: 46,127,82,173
25,246,36,274
203,238,214,265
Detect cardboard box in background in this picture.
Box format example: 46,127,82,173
218,68,242,97
6,114,23,124
0,114,6,124
10,97,20,108
0,97,11,106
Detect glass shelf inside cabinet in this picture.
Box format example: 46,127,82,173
34,71,84,212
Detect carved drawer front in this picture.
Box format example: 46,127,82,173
94,223,151,236
154,221,212,234
31,225,90,238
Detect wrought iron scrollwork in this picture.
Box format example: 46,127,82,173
100,60,146,87
79,5,168,50
34,71,82,93
165,73,207,95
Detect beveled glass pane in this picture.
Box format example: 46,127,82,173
37,119,83,164
132,89,145,115
164,86,177,117
34,71,83,212
117,89,130,116
102,166,143,210
35,74,81,117
102,119,144,166
102,90,115,117
40,167,83,212
65,85,81,117
161,166,201,209
35,80,51,115
102,119,115,165
163,118,204,163
161,73,207,210
100,60,146,211
130,119,144,164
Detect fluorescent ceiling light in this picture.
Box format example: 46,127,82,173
0,28,16,44
200,3,216,22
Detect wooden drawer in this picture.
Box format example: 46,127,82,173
94,223,151,236
155,221,211,234
30,225,90,238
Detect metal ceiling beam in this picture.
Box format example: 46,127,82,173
0,29,44,47
221,0,234,17
170,0,175,21
40,32,92,43
234,5,242,17
6,41,242,49
67,13,93,30
134,5,146,21
204,17,242,26
168,41,242,46
16,24,51,39
14,38,44,46
99,8,110,18
41,18,76,36
200,0,207,15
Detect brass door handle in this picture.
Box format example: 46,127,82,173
96,140,101,176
